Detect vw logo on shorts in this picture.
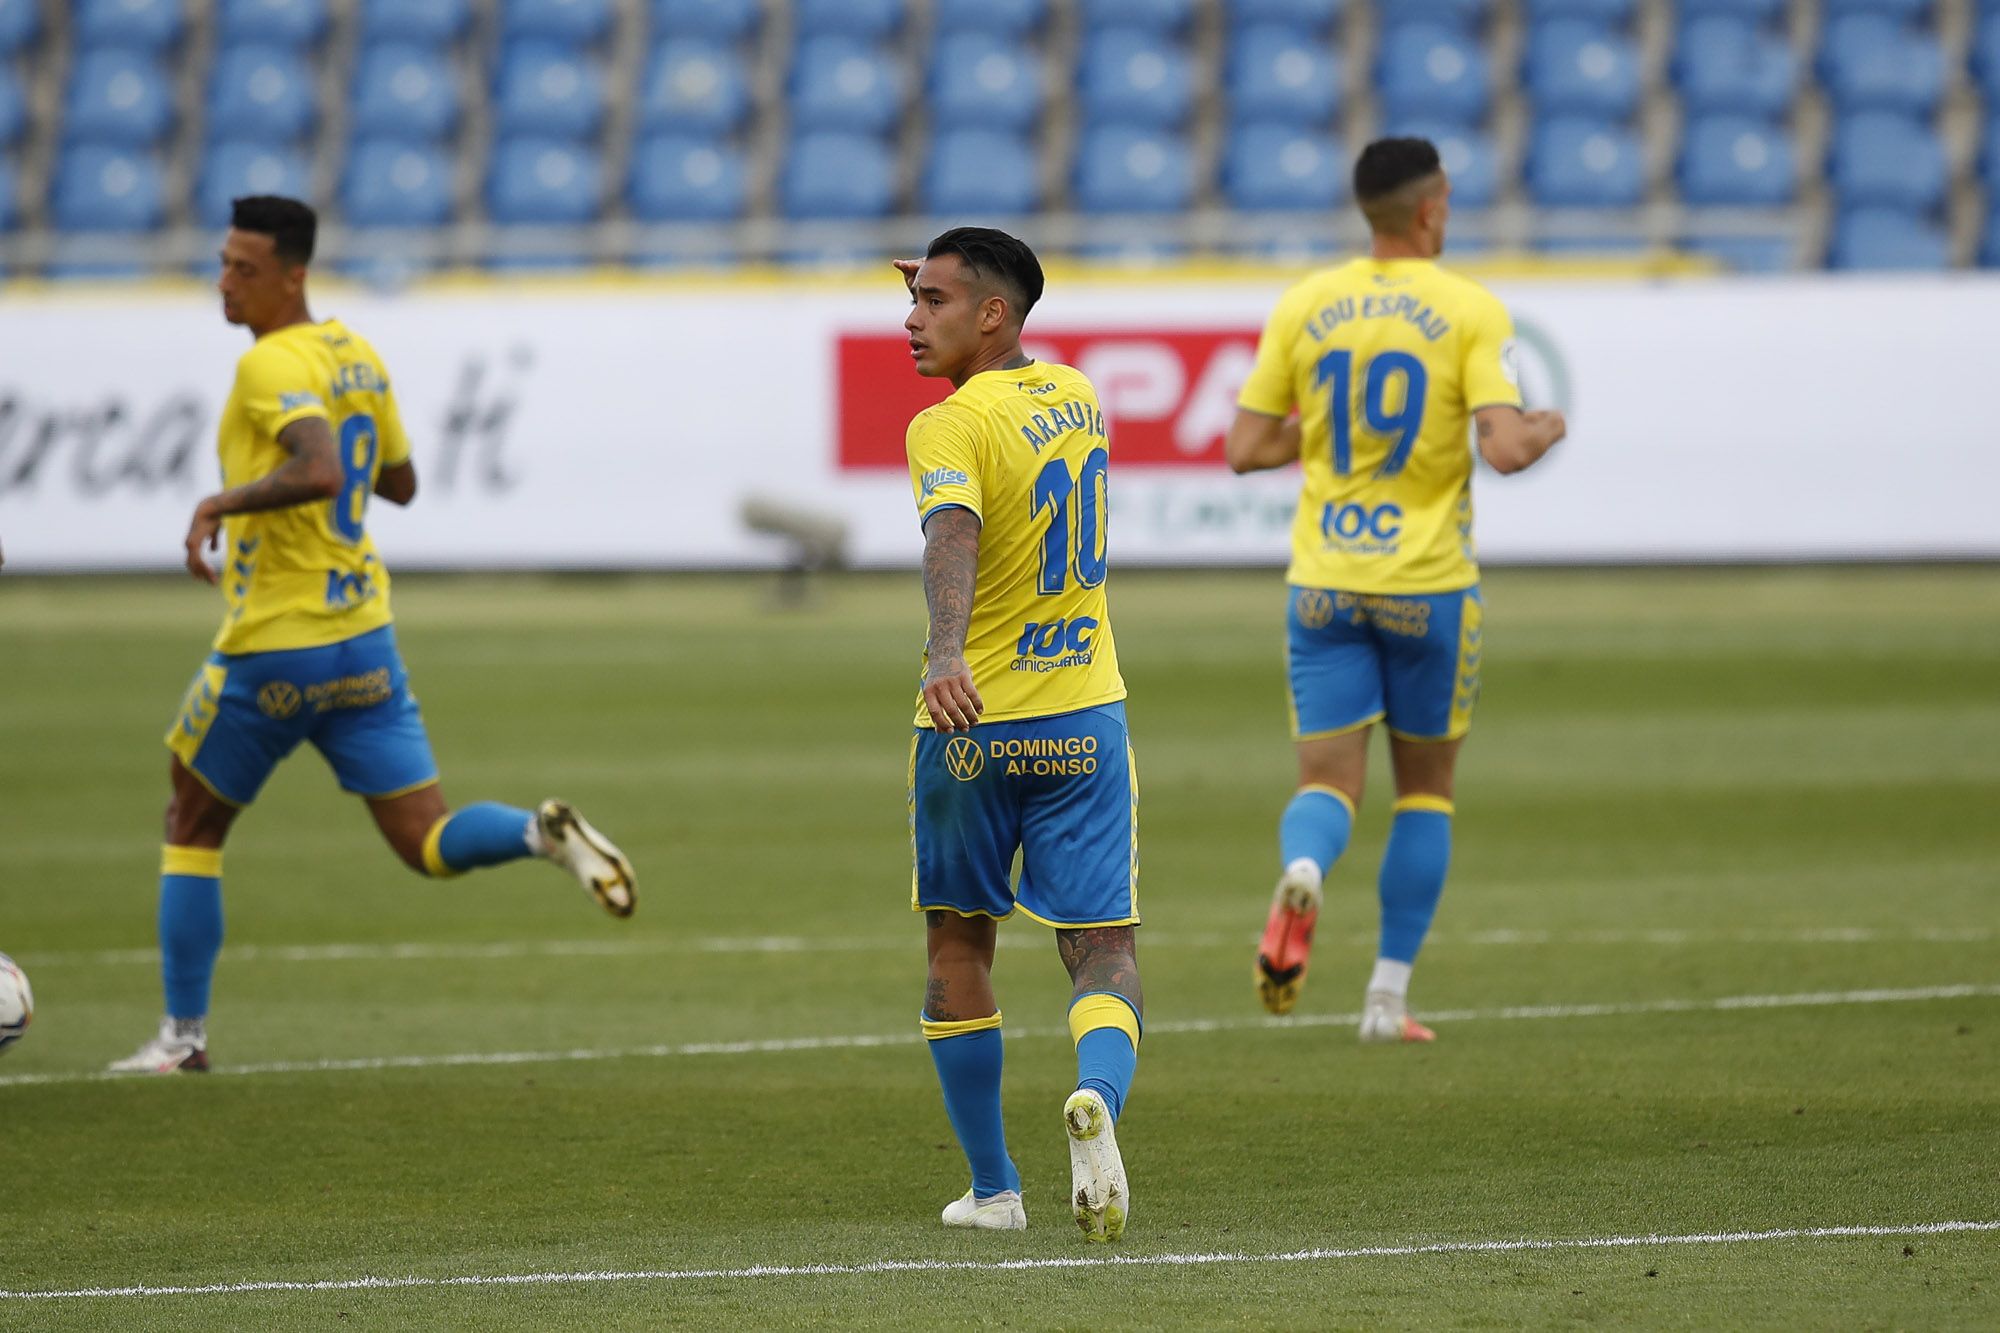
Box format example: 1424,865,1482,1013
257,681,302,719
944,735,986,781
1295,589,1334,630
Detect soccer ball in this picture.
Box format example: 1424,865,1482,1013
0,953,32,1053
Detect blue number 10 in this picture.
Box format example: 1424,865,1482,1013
1031,448,1110,595
1313,349,1429,478
332,413,379,544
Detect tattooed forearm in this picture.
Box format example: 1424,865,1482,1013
1056,926,1143,1014
921,507,982,676
212,417,343,515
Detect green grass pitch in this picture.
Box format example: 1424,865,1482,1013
1,567,1995,1329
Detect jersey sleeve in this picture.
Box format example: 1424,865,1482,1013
1237,284,1306,418
234,341,331,441
374,377,413,467
906,407,983,528
1463,291,1525,412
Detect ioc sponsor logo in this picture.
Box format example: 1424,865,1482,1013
1015,616,1098,659
1321,501,1403,543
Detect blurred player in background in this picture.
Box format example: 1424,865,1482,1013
1226,139,1566,1042
110,196,636,1074
897,228,1142,1242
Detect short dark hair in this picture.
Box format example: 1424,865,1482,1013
925,226,1044,321
230,195,317,265
1353,138,1443,205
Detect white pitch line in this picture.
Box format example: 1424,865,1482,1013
2,983,1994,1091
3,1220,1995,1302
17,924,1994,969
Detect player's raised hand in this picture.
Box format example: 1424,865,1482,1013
183,499,223,584
923,657,984,733
892,258,922,294
1526,408,1569,444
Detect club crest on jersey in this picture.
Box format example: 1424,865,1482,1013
944,735,986,781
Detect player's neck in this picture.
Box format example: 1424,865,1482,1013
1369,235,1435,262
950,342,1031,390
249,303,316,340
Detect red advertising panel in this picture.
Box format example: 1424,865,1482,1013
836,328,1264,469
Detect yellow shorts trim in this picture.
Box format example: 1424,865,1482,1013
912,902,1016,922
1297,783,1358,819
1069,992,1141,1047
420,815,462,879
1013,902,1140,931
1387,725,1472,743
922,1012,1003,1040
1393,794,1456,816
161,845,223,878
358,776,440,803
1295,712,1383,742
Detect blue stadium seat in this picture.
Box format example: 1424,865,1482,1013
1079,28,1195,128
0,65,23,147
795,0,904,39
1678,115,1796,206
501,0,614,45
1526,0,1633,18
207,46,317,142
1229,0,1342,31
76,0,184,51
217,0,328,48
0,0,38,57
64,50,175,145
1982,211,2000,268
779,130,896,217
629,133,747,220
495,43,607,138
1828,112,1946,211
1981,118,2000,187
1223,124,1344,210
486,136,604,224
641,40,751,134
1526,116,1644,206
1381,0,1490,29
1525,21,1640,118
342,138,456,226
925,128,1041,215
1829,207,1948,270
359,0,471,45
1974,14,2000,97
0,156,15,232
934,0,1045,35
1819,15,1944,115
1824,0,1930,16
53,144,166,230
1680,233,1796,272
1080,0,1195,31
1073,124,1194,212
791,37,903,134
1675,17,1796,117
197,141,309,226
352,45,460,139
1376,22,1491,124
930,34,1043,132
1677,0,1784,17
651,0,762,41
1228,25,1340,126
1387,118,1500,207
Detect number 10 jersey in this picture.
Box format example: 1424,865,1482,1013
904,360,1127,728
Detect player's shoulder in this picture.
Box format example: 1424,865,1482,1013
1424,263,1510,321
907,395,979,446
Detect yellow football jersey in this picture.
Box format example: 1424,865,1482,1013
906,361,1127,727
211,318,412,654
1238,258,1523,594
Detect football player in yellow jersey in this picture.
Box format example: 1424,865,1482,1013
896,228,1141,1243
1227,140,1566,1043
109,197,636,1075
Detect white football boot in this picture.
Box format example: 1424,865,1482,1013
107,1016,210,1073
1064,1089,1130,1242
1358,990,1436,1044
941,1189,1028,1231
536,799,636,918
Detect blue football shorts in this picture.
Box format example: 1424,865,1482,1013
164,624,440,807
1285,584,1483,743
910,702,1139,929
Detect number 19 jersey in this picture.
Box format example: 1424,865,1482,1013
905,361,1127,728
213,318,412,655
1238,258,1523,594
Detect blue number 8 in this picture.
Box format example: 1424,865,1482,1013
331,414,379,544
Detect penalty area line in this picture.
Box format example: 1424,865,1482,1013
3,1220,1996,1301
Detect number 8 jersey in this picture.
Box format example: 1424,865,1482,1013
1238,258,1523,595
905,360,1127,728
211,319,412,654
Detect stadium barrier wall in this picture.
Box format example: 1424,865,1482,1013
1,274,1992,572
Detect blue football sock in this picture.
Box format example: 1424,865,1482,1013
422,802,536,877
160,846,224,1020
1069,992,1141,1122
1378,799,1454,964
1279,785,1355,876
923,1016,1019,1198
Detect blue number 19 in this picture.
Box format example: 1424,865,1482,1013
331,413,379,545
1031,448,1110,595
1313,350,1429,478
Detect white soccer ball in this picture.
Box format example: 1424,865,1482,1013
0,953,32,1053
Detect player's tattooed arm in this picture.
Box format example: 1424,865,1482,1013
921,507,985,732
1056,926,1143,1017
182,417,344,583
1473,405,1567,475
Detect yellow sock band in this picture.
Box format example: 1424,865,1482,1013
1393,794,1455,816
420,815,461,879
922,1012,1002,1041
1298,783,1358,819
1068,992,1141,1048
161,845,222,877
